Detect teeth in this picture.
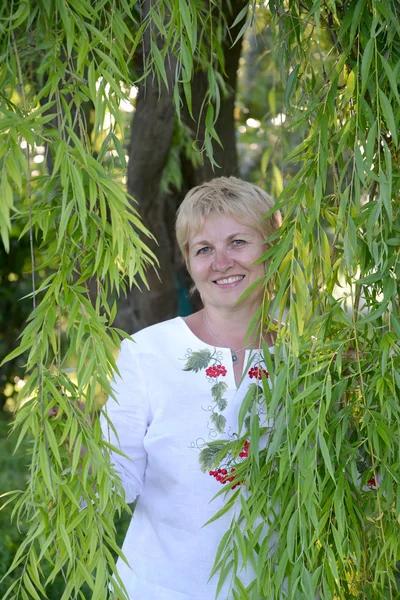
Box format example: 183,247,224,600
215,276,244,285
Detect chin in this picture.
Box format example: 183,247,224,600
213,295,244,309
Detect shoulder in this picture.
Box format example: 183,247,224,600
121,317,184,356
132,316,183,342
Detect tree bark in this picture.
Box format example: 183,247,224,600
115,0,247,333
181,3,244,186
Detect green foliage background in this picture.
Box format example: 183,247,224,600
1,0,400,599
0,413,132,599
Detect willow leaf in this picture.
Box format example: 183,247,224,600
379,88,398,146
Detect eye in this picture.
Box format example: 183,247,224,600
231,239,246,247
196,246,211,255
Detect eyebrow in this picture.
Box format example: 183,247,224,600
192,232,249,247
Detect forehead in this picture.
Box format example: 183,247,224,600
189,213,258,246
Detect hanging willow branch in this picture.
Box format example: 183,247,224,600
0,2,157,599
203,1,400,598
0,1,247,598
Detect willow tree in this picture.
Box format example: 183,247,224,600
1,1,399,600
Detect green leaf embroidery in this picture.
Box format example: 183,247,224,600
183,349,212,372
199,442,225,472
211,412,227,434
215,397,228,411
211,381,228,399
211,381,228,411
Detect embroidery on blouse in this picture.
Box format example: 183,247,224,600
182,347,270,490
183,348,229,438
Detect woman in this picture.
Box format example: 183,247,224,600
102,176,282,599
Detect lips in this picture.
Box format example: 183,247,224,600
214,275,245,285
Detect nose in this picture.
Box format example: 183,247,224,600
212,248,234,272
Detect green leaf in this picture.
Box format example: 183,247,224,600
230,15,250,48
284,65,299,110
286,509,298,563
250,403,259,468
58,201,74,248
178,0,193,50
379,54,400,104
238,384,258,433
70,431,83,478
230,5,248,29
361,38,374,95
331,523,343,562
365,121,377,168
38,443,55,496
22,573,42,600
349,0,366,45
301,567,316,598
291,418,317,460
379,88,398,146
318,433,335,482
44,422,62,468
151,43,169,90
70,163,87,239
203,490,240,527
209,525,233,578
0,337,32,366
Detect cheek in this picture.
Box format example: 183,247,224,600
188,259,209,284
251,259,266,278
186,253,195,275
187,258,198,280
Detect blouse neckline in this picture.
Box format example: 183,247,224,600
177,316,274,391
177,316,274,355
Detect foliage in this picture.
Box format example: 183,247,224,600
1,0,399,599
0,1,158,598
0,414,30,596
0,412,132,599
0,231,33,410
0,0,251,597
203,1,400,598
235,6,300,193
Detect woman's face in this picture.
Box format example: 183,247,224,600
188,213,266,310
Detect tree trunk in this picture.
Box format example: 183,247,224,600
181,5,244,186
115,0,247,333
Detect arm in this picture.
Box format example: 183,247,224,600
100,339,151,504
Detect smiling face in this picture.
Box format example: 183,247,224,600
188,213,266,311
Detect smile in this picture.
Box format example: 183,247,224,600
214,275,244,285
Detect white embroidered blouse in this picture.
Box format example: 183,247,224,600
101,316,272,600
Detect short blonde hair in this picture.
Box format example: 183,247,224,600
176,176,282,266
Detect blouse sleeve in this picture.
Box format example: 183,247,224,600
100,339,151,504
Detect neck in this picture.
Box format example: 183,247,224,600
202,302,264,348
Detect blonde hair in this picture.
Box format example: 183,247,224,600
176,176,282,266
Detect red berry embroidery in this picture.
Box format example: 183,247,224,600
206,364,227,378
248,366,268,380
209,467,242,489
